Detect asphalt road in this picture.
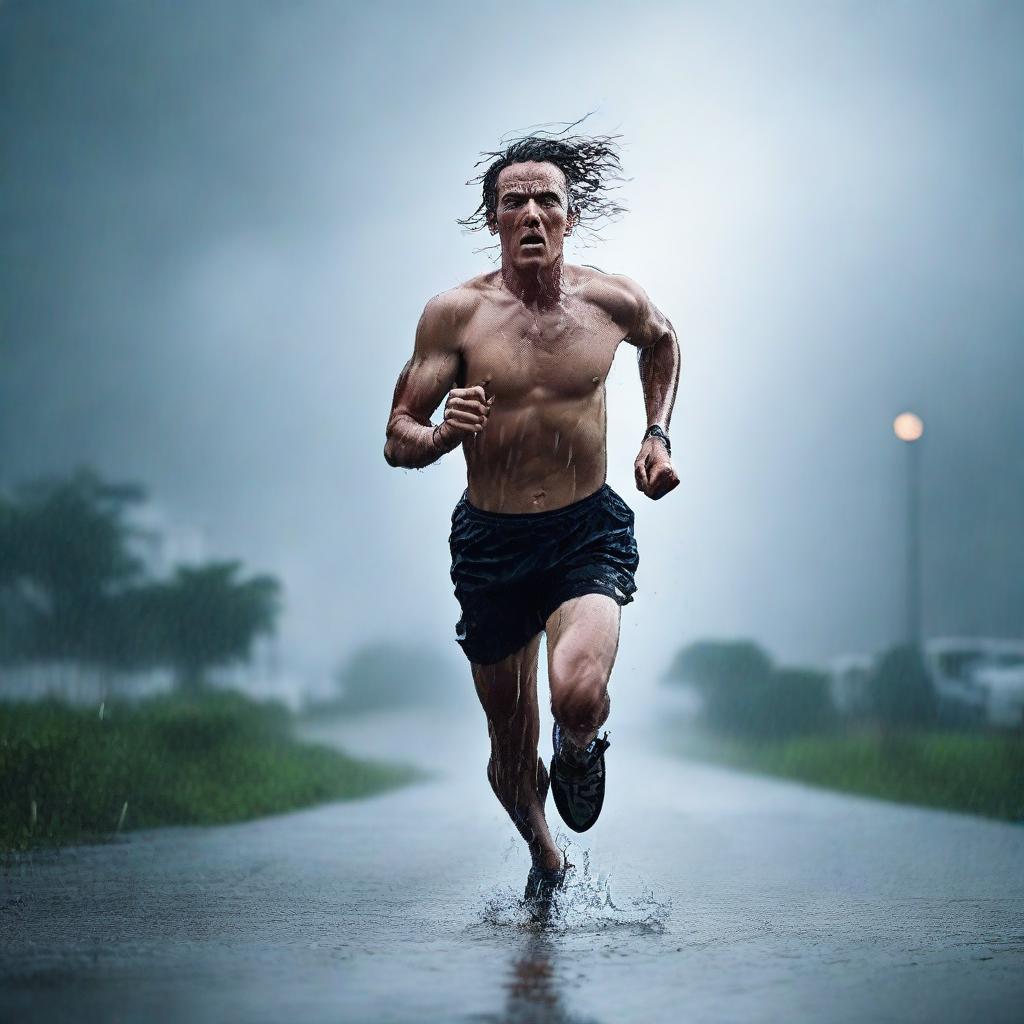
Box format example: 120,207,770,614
3,709,1023,1023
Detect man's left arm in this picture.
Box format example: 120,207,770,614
623,280,681,500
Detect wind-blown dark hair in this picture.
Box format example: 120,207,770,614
458,119,627,244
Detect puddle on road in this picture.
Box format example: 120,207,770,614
472,847,670,936
459,847,670,1024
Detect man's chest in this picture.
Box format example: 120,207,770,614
458,301,625,402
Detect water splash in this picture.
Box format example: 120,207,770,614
476,848,670,935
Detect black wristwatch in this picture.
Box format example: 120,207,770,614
643,424,671,456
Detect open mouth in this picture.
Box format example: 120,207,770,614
520,234,544,247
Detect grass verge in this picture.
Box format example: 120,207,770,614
1,691,420,851
673,728,1024,822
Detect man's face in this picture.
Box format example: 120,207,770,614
490,161,576,272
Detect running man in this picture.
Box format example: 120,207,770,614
384,127,680,909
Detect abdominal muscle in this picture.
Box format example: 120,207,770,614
462,391,607,513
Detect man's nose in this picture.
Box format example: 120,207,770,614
523,199,542,223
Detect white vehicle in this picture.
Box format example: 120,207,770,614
923,637,1024,727
971,665,1024,728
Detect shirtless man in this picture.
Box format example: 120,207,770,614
384,130,680,909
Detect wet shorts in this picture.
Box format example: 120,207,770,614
448,483,640,666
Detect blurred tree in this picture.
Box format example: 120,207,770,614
866,644,937,730
0,467,148,662
152,562,281,693
665,639,774,736
333,641,461,711
666,639,775,690
90,583,171,672
0,468,282,690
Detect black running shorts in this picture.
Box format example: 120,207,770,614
448,483,640,666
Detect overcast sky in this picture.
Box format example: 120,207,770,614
2,0,1022,702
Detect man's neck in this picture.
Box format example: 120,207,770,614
500,256,564,311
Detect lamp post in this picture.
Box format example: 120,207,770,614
893,412,924,646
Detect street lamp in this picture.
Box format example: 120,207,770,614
893,412,924,646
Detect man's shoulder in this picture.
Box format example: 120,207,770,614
421,273,496,323
567,263,646,328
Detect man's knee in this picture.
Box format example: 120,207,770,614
549,650,610,731
551,685,609,734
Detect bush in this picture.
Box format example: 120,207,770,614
866,644,937,729
665,640,773,735
149,691,289,753
759,668,837,739
667,639,774,693
666,639,835,740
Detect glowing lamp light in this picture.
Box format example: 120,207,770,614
893,412,924,442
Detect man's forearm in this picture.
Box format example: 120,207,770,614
637,331,681,432
383,414,461,469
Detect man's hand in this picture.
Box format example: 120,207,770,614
634,438,679,499
436,382,494,446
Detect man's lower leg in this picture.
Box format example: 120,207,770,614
487,746,562,871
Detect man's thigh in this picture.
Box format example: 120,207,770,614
544,593,622,693
471,631,543,721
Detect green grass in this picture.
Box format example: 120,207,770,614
0,691,419,851
673,728,1024,822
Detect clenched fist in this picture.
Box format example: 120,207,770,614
634,438,679,500
436,382,495,445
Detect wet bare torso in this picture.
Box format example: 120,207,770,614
453,265,636,513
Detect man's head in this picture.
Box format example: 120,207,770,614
490,160,576,273
459,124,626,260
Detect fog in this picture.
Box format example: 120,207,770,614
2,0,1022,706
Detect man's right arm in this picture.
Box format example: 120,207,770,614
383,293,491,469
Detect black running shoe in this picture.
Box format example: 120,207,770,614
549,723,611,833
523,862,568,923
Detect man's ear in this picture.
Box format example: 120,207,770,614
564,208,579,237
486,211,498,235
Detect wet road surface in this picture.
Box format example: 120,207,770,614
3,709,1023,1023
